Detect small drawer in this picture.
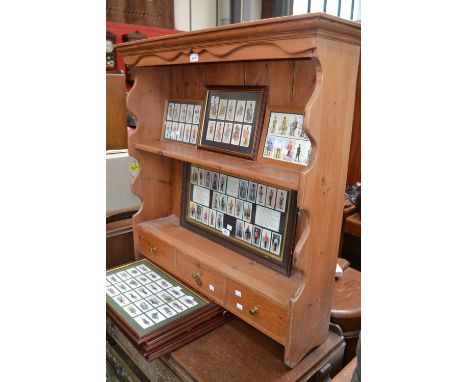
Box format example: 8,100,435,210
138,230,175,271
226,279,288,344
175,251,225,304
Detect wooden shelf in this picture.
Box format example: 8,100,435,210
134,140,302,190
139,215,302,307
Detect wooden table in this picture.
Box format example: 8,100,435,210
107,317,345,382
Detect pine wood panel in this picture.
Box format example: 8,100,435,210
287,39,360,366
206,62,245,85
245,60,294,106
127,66,172,258
169,66,185,99
139,229,176,271
292,59,317,107
175,252,225,304
183,64,207,100
171,160,183,217
226,279,288,344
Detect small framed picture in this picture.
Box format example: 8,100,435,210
198,86,268,159
259,106,313,167
161,99,204,146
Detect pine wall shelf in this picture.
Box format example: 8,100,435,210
117,13,361,367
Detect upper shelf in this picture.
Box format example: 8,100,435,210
134,140,302,191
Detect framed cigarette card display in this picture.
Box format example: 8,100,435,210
261,107,313,167
198,85,268,159
106,259,210,342
180,162,298,275
162,99,204,145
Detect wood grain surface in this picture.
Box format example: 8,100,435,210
167,318,344,382
106,73,128,150
118,13,361,367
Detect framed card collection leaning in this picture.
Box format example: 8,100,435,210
198,85,268,159
261,107,313,167
181,162,298,275
162,99,204,145
106,259,211,342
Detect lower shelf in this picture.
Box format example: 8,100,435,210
139,215,301,306
138,215,303,344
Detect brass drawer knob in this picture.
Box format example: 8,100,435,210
149,245,158,254
249,307,258,315
192,272,202,286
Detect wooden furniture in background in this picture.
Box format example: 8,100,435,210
122,31,148,85
106,218,134,270
116,13,360,367
106,208,139,269
331,266,361,364
106,73,127,150
332,357,357,382
346,61,361,186
340,211,361,270
106,0,174,29
344,213,361,238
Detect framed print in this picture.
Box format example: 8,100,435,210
162,99,204,146
181,162,298,275
198,85,268,160
259,106,314,168
106,259,210,342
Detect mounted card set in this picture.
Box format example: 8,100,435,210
162,99,204,145
198,85,268,159
181,162,298,275
260,106,314,168
106,259,231,360
107,259,210,339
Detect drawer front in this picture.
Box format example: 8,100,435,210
138,231,175,271
175,250,225,304
226,279,288,344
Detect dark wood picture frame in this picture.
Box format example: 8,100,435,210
180,162,297,276
161,99,205,146
198,85,268,160
106,259,213,344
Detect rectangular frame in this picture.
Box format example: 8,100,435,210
259,106,314,168
180,162,297,276
106,259,211,343
198,85,268,160
161,99,204,145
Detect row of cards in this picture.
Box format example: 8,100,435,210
209,97,256,124
188,200,282,256
267,112,306,140
205,120,252,147
167,102,202,125
164,121,198,144
190,166,288,213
